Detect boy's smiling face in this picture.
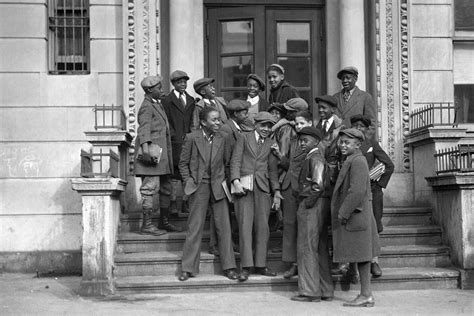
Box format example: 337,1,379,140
294,116,312,132
247,78,261,98
339,135,361,156
318,102,335,120
267,70,284,89
200,83,216,99
172,78,187,93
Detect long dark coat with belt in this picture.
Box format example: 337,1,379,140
331,151,380,263
333,86,376,128
162,90,195,177
134,95,173,176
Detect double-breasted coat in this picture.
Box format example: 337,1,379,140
134,95,173,176
333,86,376,128
331,151,380,263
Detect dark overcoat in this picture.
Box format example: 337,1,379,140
134,95,173,176
331,151,380,262
333,86,376,127
268,81,300,104
360,139,394,188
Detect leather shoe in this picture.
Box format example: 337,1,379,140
291,295,321,302
255,267,277,277
343,295,375,307
208,246,220,257
371,262,382,278
283,264,298,279
321,296,334,301
239,268,250,282
178,271,191,281
224,269,239,280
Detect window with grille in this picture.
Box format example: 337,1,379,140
48,0,90,74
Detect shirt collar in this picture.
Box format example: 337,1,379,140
306,146,319,158
173,89,183,99
202,129,214,142
247,95,259,105
231,119,241,131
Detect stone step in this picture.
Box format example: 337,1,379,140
116,225,442,253
114,267,460,294
114,245,451,277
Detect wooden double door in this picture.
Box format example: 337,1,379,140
207,5,325,105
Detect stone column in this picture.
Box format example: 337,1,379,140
339,0,366,90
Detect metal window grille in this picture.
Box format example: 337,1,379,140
48,0,90,74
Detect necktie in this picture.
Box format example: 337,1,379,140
258,137,264,146
179,92,186,108
343,90,351,103
322,120,328,133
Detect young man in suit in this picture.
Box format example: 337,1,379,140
351,114,394,277
178,107,238,281
191,78,228,130
134,75,177,236
231,112,282,281
331,128,380,307
333,67,376,128
162,70,196,219
291,127,334,302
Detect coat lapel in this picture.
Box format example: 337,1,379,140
170,92,185,114
341,87,361,117
194,132,207,161
247,132,259,157
211,133,223,164
151,99,169,128
334,152,360,192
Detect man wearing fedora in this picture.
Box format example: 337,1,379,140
333,67,376,128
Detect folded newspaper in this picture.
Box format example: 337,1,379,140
369,161,385,182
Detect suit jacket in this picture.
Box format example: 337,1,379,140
191,97,228,130
178,130,230,201
298,147,325,208
220,119,243,145
230,131,280,194
279,134,306,192
162,90,196,171
269,81,300,104
134,95,173,176
333,86,376,127
360,139,394,188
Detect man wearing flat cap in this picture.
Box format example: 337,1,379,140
230,111,282,281
162,70,196,216
333,66,376,128
290,126,334,302
192,78,228,130
331,127,380,307
134,75,182,236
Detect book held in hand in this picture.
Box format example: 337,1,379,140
231,174,254,194
137,144,162,164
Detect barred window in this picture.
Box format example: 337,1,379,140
48,0,90,74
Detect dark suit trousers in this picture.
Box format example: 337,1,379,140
371,182,384,233
181,180,236,274
282,186,297,262
296,197,334,297
235,185,271,268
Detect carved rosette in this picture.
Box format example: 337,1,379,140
400,0,410,171
127,0,136,173
385,0,396,162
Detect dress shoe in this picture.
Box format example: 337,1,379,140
283,264,298,279
224,269,239,280
178,271,191,281
371,262,382,278
343,295,375,307
321,296,334,301
255,267,277,277
291,295,321,302
239,268,250,282
208,246,220,257
331,262,350,275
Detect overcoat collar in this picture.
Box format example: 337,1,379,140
147,95,169,127
333,150,363,192
169,90,187,114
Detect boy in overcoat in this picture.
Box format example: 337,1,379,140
178,107,238,281
290,127,334,302
331,128,380,307
267,64,300,104
231,111,282,281
134,75,176,235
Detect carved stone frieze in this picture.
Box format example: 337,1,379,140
400,0,410,171
127,0,136,172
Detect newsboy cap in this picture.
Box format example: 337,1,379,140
339,128,365,142
193,78,215,94
170,70,189,82
350,114,371,127
337,66,359,79
227,99,251,112
283,98,308,112
298,126,323,141
247,73,265,91
267,63,285,74
141,75,163,90
267,102,286,114
315,95,338,107
254,111,277,125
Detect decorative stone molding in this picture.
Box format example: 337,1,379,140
375,0,382,143
400,0,410,171
385,0,396,163
127,0,137,173
143,0,150,77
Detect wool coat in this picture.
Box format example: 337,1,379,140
333,86,376,128
331,151,380,262
134,95,173,176
268,81,300,104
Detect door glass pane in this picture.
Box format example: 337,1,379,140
222,55,253,88
278,57,310,87
222,90,246,101
277,23,310,54
221,21,253,54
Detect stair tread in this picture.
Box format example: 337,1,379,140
115,244,450,263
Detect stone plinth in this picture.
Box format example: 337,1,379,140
71,178,127,295
426,174,474,289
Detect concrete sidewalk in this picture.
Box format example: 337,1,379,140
1,273,473,315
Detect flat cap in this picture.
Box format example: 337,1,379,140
339,128,365,142
247,74,265,91
337,66,359,79
141,75,163,90
193,78,215,94
297,126,323,141
315,95,338,107
267,63,285,74
254,111,277,125
170,70,189,82
227,99,251,112
284,98,308,112
350,114,371,127
267,102,286,114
